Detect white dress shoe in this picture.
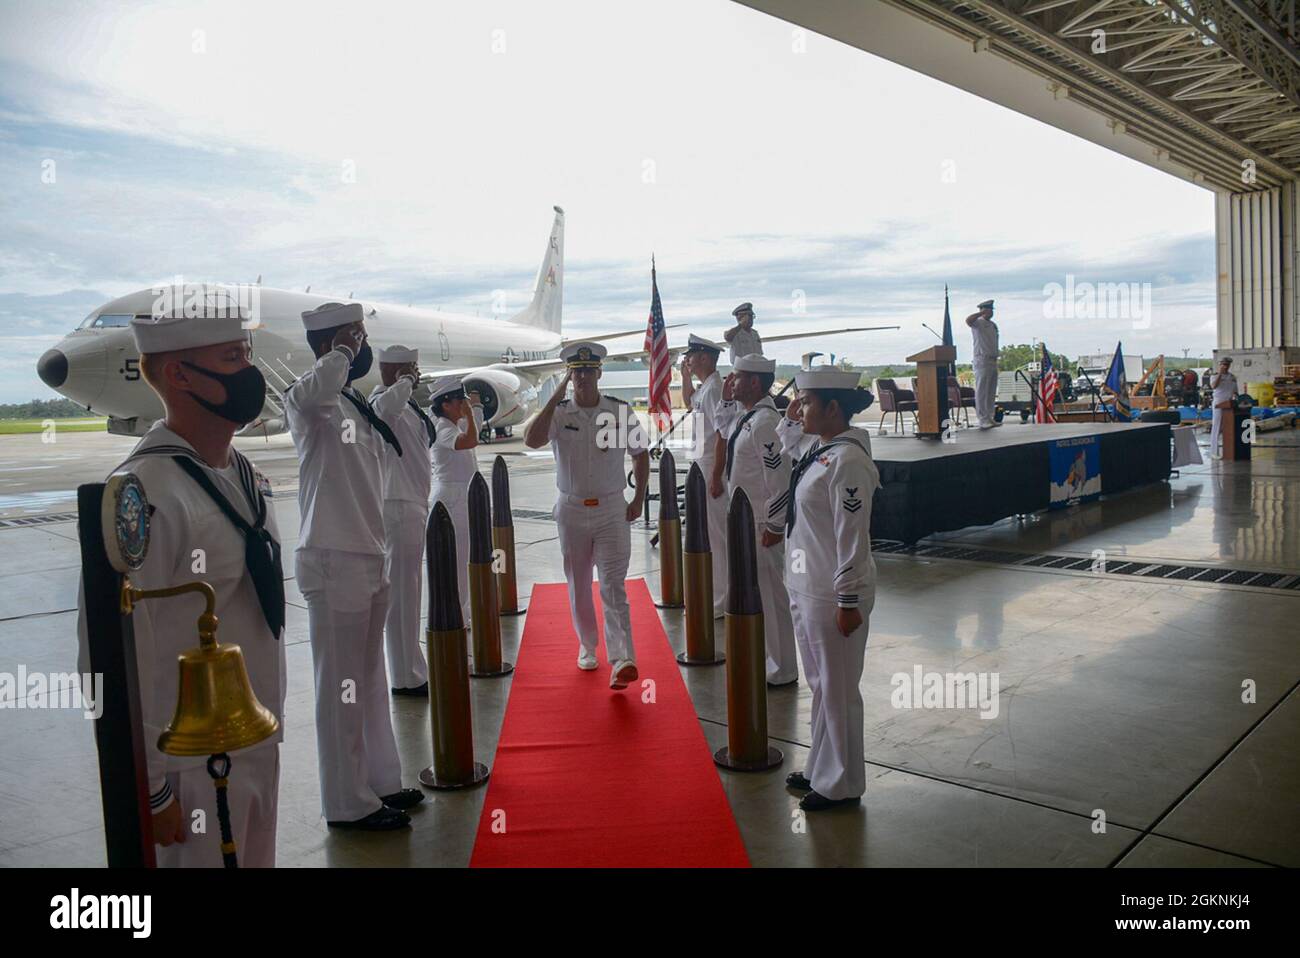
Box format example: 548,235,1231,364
609,659,638,689
577,649,598,671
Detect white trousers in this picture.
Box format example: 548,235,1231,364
690,455,729,616
554,496,634,664
974,361,998,425
430,479,471,625
757,529,799,684
157,745,280,868
1210,407,1224,456
790,594,868,800
383,499,429,689
296,547,403,822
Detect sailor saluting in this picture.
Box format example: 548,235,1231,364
76,311,286,865
524,341,650,689
285,302,423,831
782,367,879,812
369,345,435,696
723,354,798,686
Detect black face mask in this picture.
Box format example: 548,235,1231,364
181,362,267,426
348,342,373,383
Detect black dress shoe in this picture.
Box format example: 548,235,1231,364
326,806,411,830
799,790,861,812
785,771,812,791
767,678,798,689
392,682,429,697
380,788,425,810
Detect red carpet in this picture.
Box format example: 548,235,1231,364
470,578,750,867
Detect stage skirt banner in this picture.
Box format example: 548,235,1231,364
1050,436,1101,508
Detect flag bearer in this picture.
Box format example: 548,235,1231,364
523,342,650,689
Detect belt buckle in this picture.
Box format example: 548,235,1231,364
583,498,599,507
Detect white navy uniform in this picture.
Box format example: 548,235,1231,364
725,396,798,684
430,403,484,624
548,394,649,664
970,311,999,427
728,326,763,366
369,376,434,689
1209,368,1238,457
76,423,286,867
785,429,880,801
285,344,404,822
689,370,729,616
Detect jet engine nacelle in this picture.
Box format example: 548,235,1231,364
461,366,539,428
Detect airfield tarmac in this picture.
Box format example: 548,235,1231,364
0,421,1297,868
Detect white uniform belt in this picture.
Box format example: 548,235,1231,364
559,492,623,507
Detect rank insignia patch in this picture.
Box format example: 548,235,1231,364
762,442,781,469
842,486,862,512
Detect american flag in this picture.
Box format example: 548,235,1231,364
644,257,672,432
1037,343,1059,423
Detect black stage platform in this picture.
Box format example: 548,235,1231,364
868,421,1172,544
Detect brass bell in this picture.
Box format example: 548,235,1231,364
121,580,279,757
158,630,279,757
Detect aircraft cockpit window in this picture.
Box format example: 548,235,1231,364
91,314,133,328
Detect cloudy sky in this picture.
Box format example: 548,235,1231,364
0,0,1215,402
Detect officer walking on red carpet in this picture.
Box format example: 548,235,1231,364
723,354,798,686
368,344,435,696
285,302,424,831
783,367,879,812
524,342,650,689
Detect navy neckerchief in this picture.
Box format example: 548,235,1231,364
342,388,403,457
784,434,870,534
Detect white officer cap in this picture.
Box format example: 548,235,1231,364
378,344,418,364
561,341,607,368
732,301,754,317
130,314,250,355
301,301,363,331
685,333,722,355
429,375,466,400
733,354,775,375
977,299,995,310
794,368,862,391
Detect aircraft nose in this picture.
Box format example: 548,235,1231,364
37,349,68,389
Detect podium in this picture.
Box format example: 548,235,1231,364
1221,402,1253,461
905,345,957,439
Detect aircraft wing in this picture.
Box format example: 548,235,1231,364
415,324,900,383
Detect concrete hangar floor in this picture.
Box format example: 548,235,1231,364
0,420,1295,868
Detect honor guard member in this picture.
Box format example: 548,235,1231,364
524,342,650,689
783,367,879,812
724,301,763,365
724,354,798,686
965,299,1000,429
428,374,484,626
679,333,729,617
285,302,423,831
369,345,434,695
1208,357,1239,460
76,312,286,866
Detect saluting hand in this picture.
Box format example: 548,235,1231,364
786,396,803,422
331,323,363,355
835,607,863,637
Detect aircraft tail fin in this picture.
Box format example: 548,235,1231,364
509,206,564,334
